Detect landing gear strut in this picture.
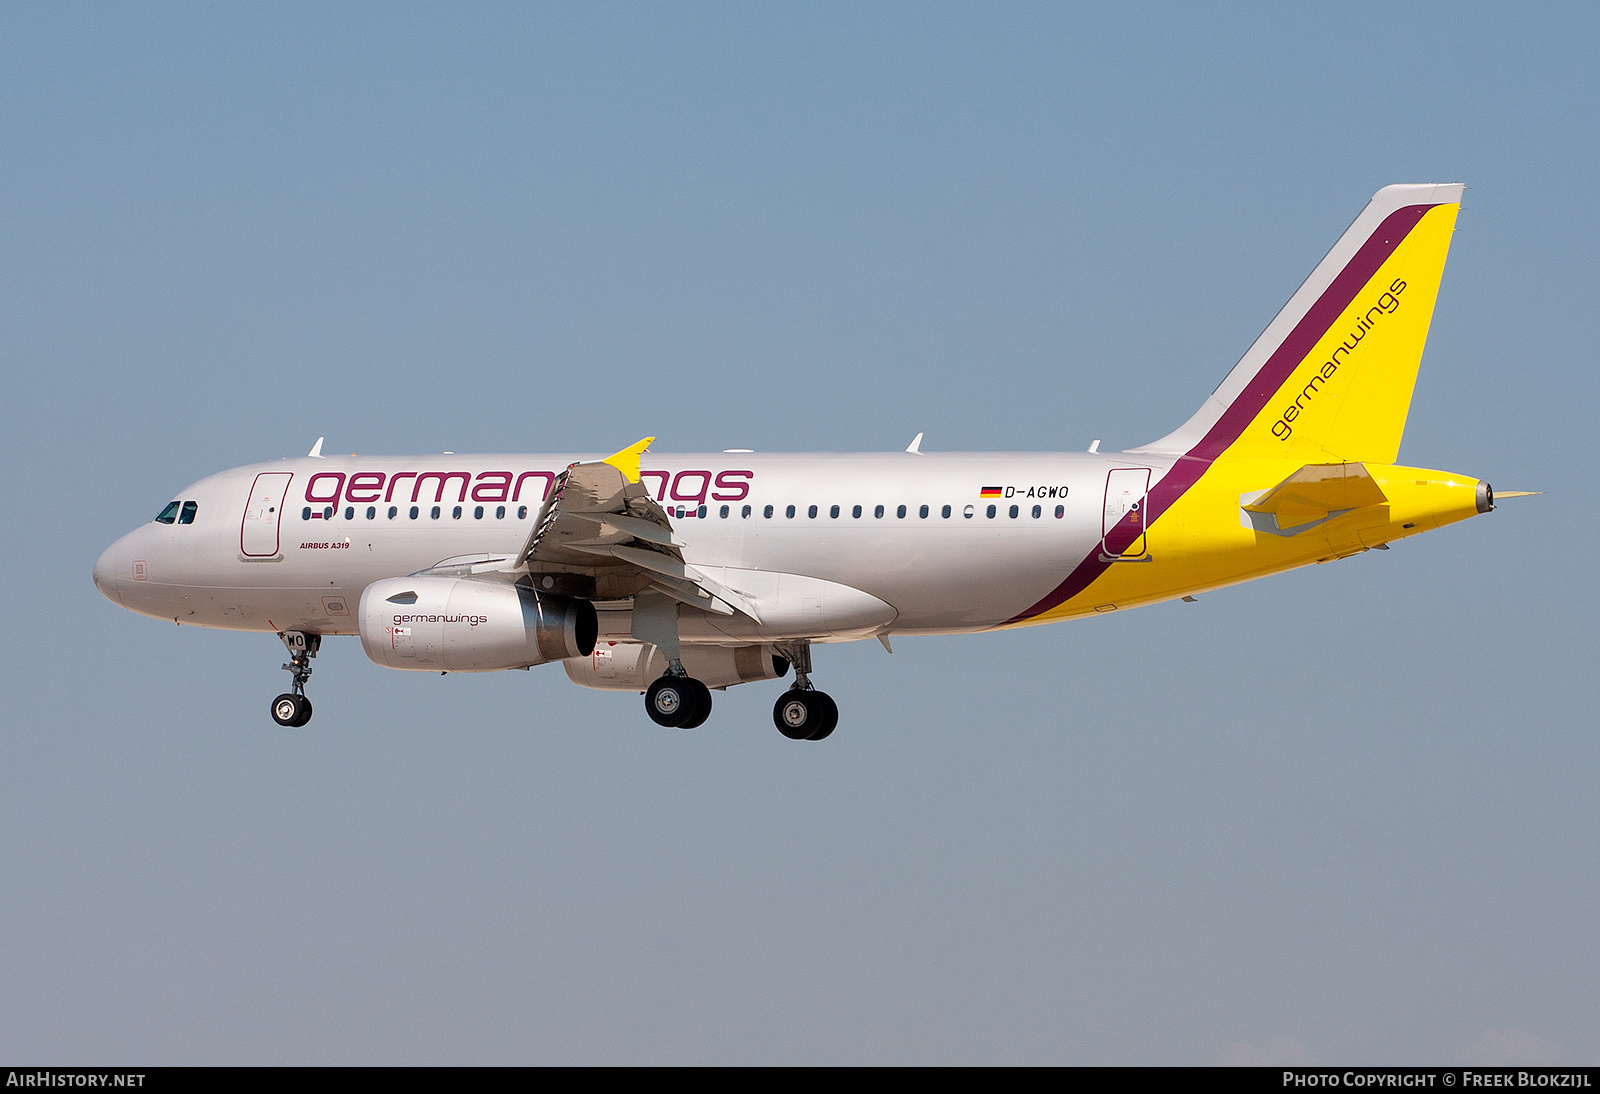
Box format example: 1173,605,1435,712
645,660,712,729
271,631,319,727
772,641,837,741
632,590,713,729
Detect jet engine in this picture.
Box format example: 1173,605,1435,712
564,642,790,692
359,575,596,672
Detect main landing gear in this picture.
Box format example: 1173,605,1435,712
772,641,837,741
634,590,713,730
271,631,319,727
644,663,713,730
640,641,838,740
630,592,838,739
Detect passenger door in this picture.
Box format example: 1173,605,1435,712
241,472,293,557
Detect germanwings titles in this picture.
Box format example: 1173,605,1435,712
94,184,1520,740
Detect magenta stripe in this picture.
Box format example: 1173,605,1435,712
1005,203,1436,625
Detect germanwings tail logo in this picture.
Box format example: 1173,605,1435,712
1134,183,1462,466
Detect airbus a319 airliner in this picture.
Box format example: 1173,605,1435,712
95,184,1525,740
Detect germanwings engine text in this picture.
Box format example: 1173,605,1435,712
392,613,488,627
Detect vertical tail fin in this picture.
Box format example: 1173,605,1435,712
1132,184,1463,464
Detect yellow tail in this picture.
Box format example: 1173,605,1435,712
1134,184,1463,465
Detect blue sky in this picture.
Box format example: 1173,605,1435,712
2,2,1596,1063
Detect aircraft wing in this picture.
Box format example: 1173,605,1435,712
507,438,758,619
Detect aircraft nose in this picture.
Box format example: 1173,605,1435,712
93,540,125,606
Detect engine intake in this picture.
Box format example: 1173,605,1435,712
359,576,596,672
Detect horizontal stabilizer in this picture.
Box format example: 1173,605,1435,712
1244,462,1387,531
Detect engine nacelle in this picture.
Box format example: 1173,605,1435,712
359,576,596,672
564,643,790,692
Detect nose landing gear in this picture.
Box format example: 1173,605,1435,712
772,641,837,741
271,631,319,727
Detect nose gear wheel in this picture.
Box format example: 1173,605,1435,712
271,693,313,727
273,631,320,727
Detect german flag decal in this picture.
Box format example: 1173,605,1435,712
979,487,1003,498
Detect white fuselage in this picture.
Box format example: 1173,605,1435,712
93,450,1177,641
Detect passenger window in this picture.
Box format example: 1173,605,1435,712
786,505,795,518
742,504,752,518
895,504,905,518
942,505,952,518
698,505,707,518
808,505,818,518
850,504,860,518
1055,504,1065,518
155,501,180,524
1032,504,1041,518
720,505,729,518
1009,504,1018,518
367,506,376,519
452,506,462,519
324,506,334,520
179,501,198,525
388,506,398,519
344,506,354,521
474,506,484,519
496,506,505,519
919,504,929,518
518,506,528,519
768,505,777,518
410,506,419,520
431,506,441,519
964,505,975,519
986,505,996,518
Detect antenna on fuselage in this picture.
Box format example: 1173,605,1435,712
1088,440,1101,454
307,437,325,458
905,432,924,454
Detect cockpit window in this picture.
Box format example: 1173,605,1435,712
178,501,198,525
155,502,180,524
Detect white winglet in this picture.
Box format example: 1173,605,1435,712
906,432,923,454
308,437,325,458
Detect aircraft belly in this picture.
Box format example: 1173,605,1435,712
722,523,1101,632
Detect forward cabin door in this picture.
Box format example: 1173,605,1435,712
241,472,293,557
1101,468,1151,560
